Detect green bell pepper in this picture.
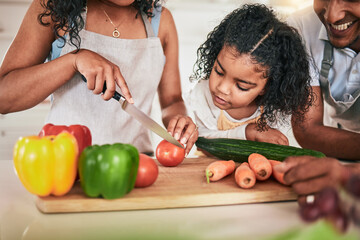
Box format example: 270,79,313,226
79,143,139,199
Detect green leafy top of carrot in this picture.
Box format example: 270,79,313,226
206,169,212,184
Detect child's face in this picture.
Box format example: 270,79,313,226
209,46,268,111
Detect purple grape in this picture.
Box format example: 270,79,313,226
350,204,360,226
345,174,360,198
326,207,349,233
315,187,339,215
299,203,322,222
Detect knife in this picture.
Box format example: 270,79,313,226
80,75,184,149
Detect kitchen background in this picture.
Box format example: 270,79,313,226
0,0,312,160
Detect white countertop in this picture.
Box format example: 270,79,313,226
0,160,305,240
1,159,359,240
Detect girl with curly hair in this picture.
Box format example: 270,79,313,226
0,0,198,155
186,4,313,145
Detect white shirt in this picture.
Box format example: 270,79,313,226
184,80,265,140
287,6,360,102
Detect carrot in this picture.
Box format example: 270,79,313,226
269,159,287,185
235,162,256,189
205,160,236,183
248,153,272,181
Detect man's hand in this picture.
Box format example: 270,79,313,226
274,156,350,197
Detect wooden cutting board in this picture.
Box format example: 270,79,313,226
36,157,297,213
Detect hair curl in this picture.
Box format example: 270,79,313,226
192,4,313,130
38,0,160,50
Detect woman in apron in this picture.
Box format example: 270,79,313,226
0,0,198,155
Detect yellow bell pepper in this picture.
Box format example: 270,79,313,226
13,132,78,197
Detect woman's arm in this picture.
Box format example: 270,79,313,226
0,0,75,113
292,86,360,160
157,7,197,154
0,0,133,114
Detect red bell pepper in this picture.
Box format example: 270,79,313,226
39,123,92,156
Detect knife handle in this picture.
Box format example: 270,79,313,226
80,74,123,101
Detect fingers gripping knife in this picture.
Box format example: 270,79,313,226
80,75,184,148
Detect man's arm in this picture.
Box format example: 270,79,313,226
292,86,360,160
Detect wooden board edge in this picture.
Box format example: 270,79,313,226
36,191,298,214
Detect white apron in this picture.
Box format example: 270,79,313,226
320,41,360,132
46,8,165,154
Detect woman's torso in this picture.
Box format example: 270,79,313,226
46,5,165,153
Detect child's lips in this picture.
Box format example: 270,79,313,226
214,95,228,105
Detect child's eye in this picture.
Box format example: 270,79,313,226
236,84,249,91
214,67,224,76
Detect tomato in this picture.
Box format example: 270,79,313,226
156,140,185,167
135,154,159,188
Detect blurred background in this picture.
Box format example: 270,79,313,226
0,0,313,160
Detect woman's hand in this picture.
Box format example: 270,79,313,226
167,115,198,156
245,123,289,145
73,49,133,103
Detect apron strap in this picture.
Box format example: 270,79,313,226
141,12,155,38
320,41,333,79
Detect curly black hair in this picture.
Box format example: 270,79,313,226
192,4,313,130
38,0,160,50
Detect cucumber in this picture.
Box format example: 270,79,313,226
195,137,325,162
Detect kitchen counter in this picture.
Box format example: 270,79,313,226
0,159,349,240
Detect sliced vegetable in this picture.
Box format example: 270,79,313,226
205,160,235,184
235,162,256,189
195,137,325,162
13,132,78,196
248,153,272,181
79,143,139,199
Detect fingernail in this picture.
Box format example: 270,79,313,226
129,98,134,104
185,153,188,158
174,133,180,140
180,138,187,145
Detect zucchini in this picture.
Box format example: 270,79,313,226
195,137,325,162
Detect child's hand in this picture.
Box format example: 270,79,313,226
167,115,198,156
73,49,133,103
245,123,289,145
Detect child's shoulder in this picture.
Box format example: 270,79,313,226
186,80,214,109
190,80,209,97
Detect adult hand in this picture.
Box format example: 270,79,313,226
274,156,350,198
73,49,133,103
245,123,289,145
167,115,198,156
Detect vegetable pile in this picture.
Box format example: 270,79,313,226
13,123,159,200
204,153,288,189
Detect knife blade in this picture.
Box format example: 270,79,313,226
80,75,184,149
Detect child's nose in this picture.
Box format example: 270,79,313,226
216,80,231,95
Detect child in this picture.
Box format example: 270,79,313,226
186,4,313,145
0,0,197,155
